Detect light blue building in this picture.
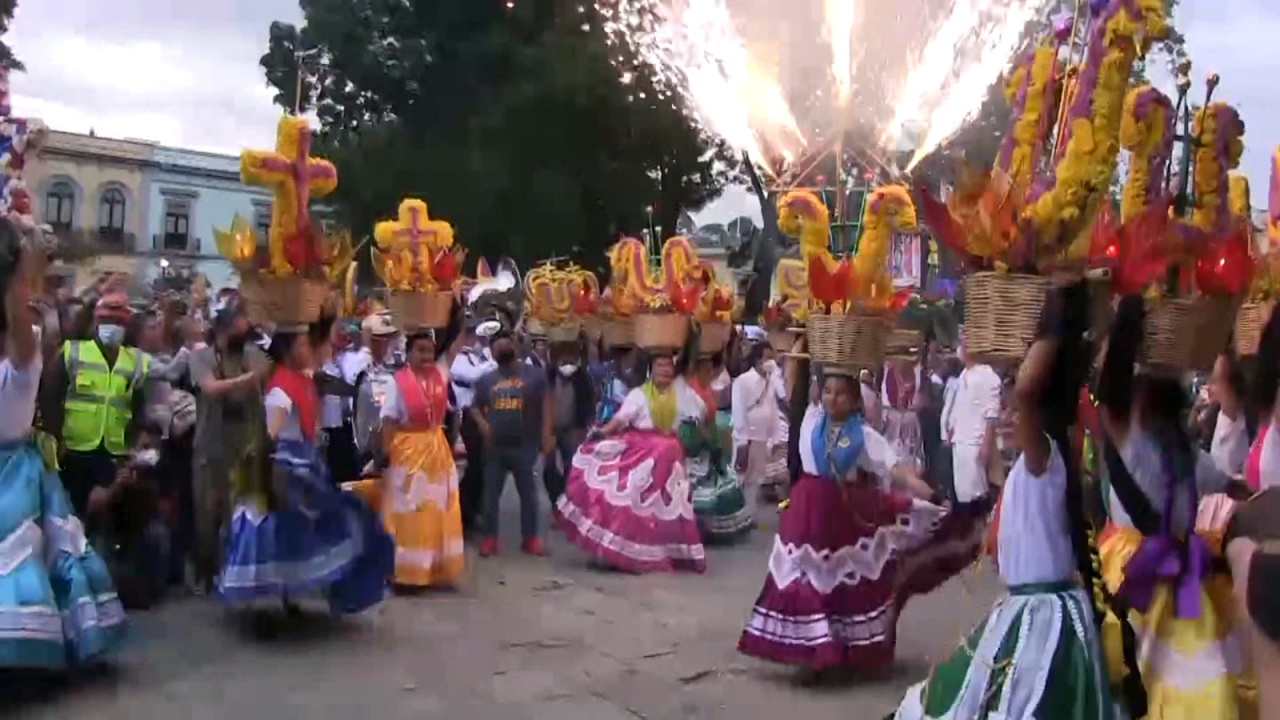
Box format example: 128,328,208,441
144,146,274,290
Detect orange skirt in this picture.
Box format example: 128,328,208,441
345,427,463,587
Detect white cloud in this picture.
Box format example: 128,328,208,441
3,0,1277,216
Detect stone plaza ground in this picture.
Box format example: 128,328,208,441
5,498,999,720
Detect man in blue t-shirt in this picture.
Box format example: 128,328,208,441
472,330,551,558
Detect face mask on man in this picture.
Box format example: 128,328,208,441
559,363,578,377
762,359,778,375
97,323,124,347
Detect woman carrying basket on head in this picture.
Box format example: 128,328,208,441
219,318,394,615
554,341,707,573
738,342,984,674
371,306,466,589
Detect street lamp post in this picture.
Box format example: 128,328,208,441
294,48,323,115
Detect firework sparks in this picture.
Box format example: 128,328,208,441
598,0,1051,177
885,0,1054,171
824,0,858,108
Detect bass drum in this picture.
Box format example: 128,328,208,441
354,369,394,453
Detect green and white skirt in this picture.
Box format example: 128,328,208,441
688,450,752,541
891,582,1114,720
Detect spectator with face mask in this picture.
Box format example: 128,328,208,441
39,293,150,520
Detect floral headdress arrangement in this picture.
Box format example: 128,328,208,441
371,198,464,294
524,262,600,328
777,186,916,317
238,116,343,280
918,0,1169,275
762,257,808,328
604,235,708,317
1089,83,1253,303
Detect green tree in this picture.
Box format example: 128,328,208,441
0,0,23,72
259,0,736,270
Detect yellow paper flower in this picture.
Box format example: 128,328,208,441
213,214,258,269
853,184,917,306
1024,0,1167,253
1119,86,1174,223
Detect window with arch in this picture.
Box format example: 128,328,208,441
98,187,126,238
163,197,191,250
44,181,75,229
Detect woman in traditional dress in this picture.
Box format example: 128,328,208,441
375,320,465,589
554,349,706,573
882,358,926,472
687,353,751,541
219,321,394,615
0,236,125,668
892,283,1117,719
1094,295,1247,718
738,354,984,673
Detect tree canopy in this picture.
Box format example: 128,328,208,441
259,0,737,271
0,0,23,72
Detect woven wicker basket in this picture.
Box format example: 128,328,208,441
635,312,689,350
885,328,924,361
600,317,635,348
806,312,889,368
697,322,731,354
1234,301,1275,357
767,327,798,353
963,272,1048,359
388,290,452,330
1143,295,1240,371
545,321,583,343
241,274,330,327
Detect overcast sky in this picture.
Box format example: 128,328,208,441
10,0,1279,223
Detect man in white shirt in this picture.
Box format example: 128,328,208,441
452,325,497,530
732,343,779,518
318,322,365,486
947,332,1002,508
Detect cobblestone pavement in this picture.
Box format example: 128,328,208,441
6,498,999,720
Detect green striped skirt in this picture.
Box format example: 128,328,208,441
688,450,752,540
891,582,1115,720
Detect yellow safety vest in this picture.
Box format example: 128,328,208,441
61,340,148,456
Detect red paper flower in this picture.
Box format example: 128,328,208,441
808,256,853,310
1194,225,1253,296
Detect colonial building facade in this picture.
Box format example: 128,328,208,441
28,129,274,290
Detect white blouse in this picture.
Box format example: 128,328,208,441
265,387,308,442
0,354,40,443
1110,422,1229,532
997,438,1076,586
1209,409,1248,478
614,379,705,431
379,360,451,424
796,404,899,483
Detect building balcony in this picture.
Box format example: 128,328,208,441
52,227,140,260
153,233,201,254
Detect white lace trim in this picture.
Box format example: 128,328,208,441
0,518,41,576
893,589,1104,720
744,601,894,647
0,604,63,641
219,506,363,591
766,500,947,595
384,465,458,514
395,540,465,569
1136,620,1246,690
570,439,695,521
555,495,705,564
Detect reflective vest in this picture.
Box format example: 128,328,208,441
61,340,148,455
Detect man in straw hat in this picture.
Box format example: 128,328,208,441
41,292,150,518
